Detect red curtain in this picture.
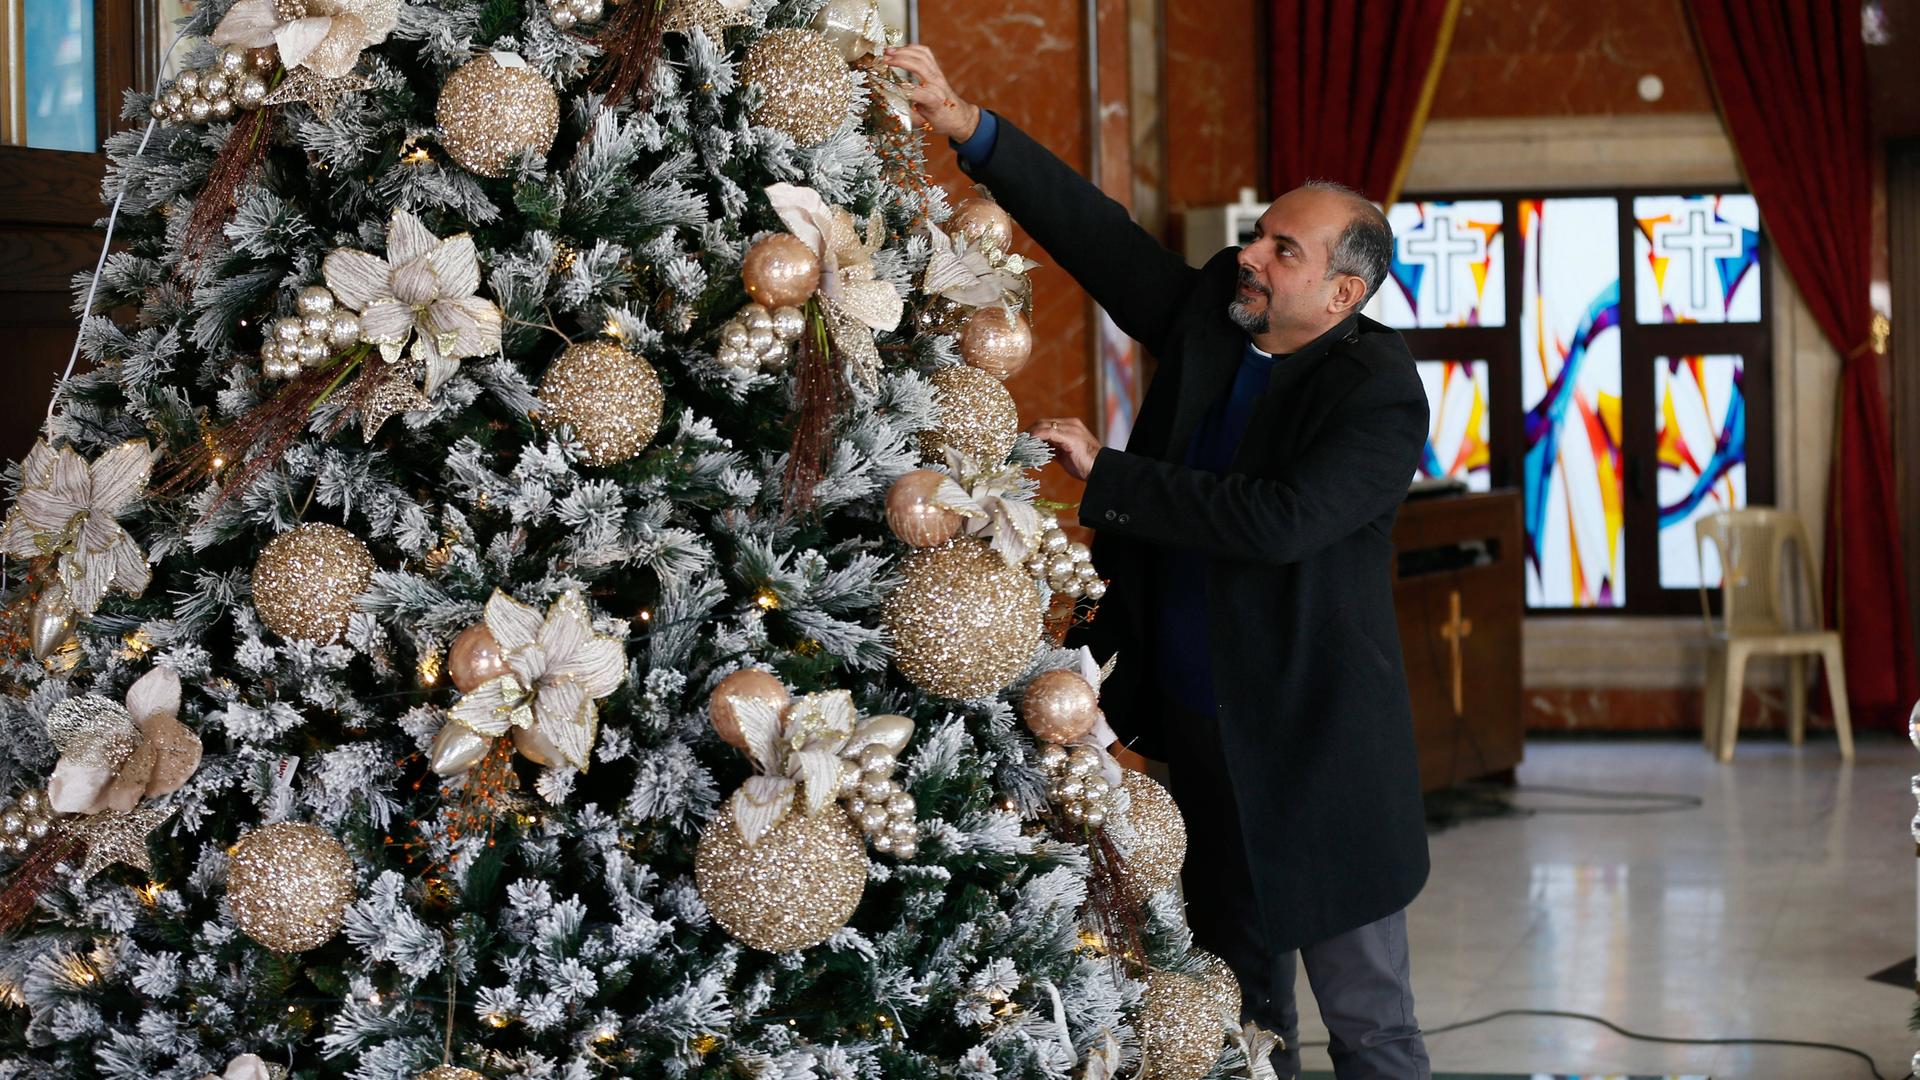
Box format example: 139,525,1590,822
1265,0,1461,203
1689,0,1918,722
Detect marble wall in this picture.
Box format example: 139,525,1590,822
917,0,1120,508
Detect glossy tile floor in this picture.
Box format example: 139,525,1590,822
1287,738,1915,1079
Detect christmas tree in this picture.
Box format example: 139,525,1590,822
0,1,1263,1077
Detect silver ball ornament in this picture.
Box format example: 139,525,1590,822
721,321,749,349
178,70,201,96
771,305,805,341
237,76,269,108
187,97,212,123
328,311,361,345
219,46,249,73
885,792,915,818
298,286,335,316
202,72,231,99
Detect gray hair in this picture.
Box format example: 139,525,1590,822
1301,180,1393,304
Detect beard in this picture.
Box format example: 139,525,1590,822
1228,267,1270,335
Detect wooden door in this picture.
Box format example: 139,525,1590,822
0,0,147,464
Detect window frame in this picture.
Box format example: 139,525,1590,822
1391,185,1774,617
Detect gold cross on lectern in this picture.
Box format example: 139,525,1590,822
1439,590,1474,716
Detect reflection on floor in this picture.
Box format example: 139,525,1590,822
1284,738,1911,1079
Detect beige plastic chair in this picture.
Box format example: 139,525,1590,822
1696,508,1853,762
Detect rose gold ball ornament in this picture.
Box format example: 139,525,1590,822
741,234,822,310
1141,968,1234,1080
251,523,376,644
707,669,791,750
959,306,1034,380
538,340,665,466
950,197,1014,251
695,795,867,952
885,470,963,548
1113,769,1187,903
739,28,855,145
1021,669,1100,742
435,53,560,179
882,539,1044,700
447,622,508,693
918,364,1020,465
226,822,357,953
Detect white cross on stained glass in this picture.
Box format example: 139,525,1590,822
1399,213,1485,320
1653,206,1742,311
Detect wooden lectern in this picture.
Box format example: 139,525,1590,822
1390,490,1526,793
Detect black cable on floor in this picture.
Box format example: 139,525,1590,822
1296,1007,1895,1079
1505,783,1704,814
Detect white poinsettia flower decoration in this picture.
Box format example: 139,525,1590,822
922,219,1033,309
0,440,153,616
211,0,399,80
447,590,626,772
323,209,503,395
937,446,1043,568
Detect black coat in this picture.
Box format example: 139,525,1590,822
962,116,1430,952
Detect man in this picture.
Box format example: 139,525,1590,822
887,46,1433,1080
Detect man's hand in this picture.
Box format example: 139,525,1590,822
884,45,980,142
1029,417,1100,481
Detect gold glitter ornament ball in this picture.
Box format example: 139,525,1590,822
1189,948,1243,1024
251,523,376,643
538,341,665,466
740,29,854,145
695,796,866,952
227,822,357,953
918,364,1020,465
883,539,1043,700
436,53,560,178
1114,769,1187,904
1141,969,1233,1080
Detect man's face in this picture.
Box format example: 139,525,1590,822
1229,188,1363,340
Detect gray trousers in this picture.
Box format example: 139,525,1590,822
1262,908,1430,1080
1165,704,1430,1079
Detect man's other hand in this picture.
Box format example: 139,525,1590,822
1029,417,1100,481
885,46,980,142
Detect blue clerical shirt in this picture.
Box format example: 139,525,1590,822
1149,342,1282,713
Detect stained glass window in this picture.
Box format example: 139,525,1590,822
1633,195,1761,324
1415,359,1491,491
1368,200,1505,329
1521,197,1624,609
16,0,97,152
1656,355,1747,589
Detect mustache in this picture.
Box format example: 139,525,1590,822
1236,268,1270,297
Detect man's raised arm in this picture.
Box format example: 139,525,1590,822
886,46,1200,359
